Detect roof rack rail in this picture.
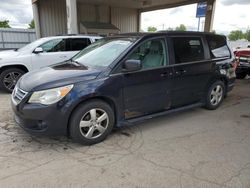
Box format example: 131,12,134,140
54,34,101,36
56,34,87,36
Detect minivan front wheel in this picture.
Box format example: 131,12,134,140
205,81,225,110
69,100,114,145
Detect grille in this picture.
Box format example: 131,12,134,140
12,87,28,105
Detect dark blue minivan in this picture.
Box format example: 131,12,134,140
11,32,236,145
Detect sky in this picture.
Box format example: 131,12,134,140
141,0,250,35
0,0,250,35
0,0,33,28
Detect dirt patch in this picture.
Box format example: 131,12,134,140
241,114,250,119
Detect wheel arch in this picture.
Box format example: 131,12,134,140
67,96,117,137
0,64,29,74
219,76,228,91
206,75,228,91
204,75,228,103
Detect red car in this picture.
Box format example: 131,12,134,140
234,49,250,79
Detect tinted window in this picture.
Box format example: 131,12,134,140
206,35,230,58
127,38,168,70
172,37,205,64
39,39,67,52
71,38,91,51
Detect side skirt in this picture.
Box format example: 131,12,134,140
118,102,204,127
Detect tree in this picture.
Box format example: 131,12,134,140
166,27,174,31
175,24,186,31
245,30,250,41
147,26,157,32
0,20,11,28
28,19,35,29
228,30,244,41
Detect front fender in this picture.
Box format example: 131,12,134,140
65,77,124,127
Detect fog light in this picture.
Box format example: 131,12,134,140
38,120,47,130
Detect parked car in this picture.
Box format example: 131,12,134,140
234,49,250,79
0,35,102,92
11,32,236,145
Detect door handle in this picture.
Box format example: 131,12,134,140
175,69,186,75
161,72,174,77
180,69,186,74
160,72,168,77
59,55,67,58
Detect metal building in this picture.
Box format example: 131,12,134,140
32,0,216,38
0,28,36,50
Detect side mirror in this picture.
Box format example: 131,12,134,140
33,47,43,54
123,59,142,72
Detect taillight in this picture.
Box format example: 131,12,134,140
232,58,239,70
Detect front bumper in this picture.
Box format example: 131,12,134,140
11,95,71,136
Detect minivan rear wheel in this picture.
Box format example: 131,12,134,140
0,68,25,93
69,100,114,145
205,81,225,110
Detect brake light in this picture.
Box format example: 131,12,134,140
232,58,239,71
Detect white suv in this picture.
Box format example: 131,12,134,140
0,35,101,92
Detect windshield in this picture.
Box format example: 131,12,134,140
17,38,50,52
73,37,137,67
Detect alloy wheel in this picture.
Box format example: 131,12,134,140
210,85,223,106
79,108,109,139
3,72,22,91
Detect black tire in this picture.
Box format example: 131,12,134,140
69,100,115,145
204,81,225,110
0,68,25,93
236,72,247,79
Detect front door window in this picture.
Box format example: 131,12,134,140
39,39,67,52
127,38,168,70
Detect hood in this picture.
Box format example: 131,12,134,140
0,50,20,59
19,62,102,92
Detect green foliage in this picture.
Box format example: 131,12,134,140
167,27,174,31
245,30,250,41
228,30,244,41
0,20,11,28
175,24,186,31
28,19,35,29
147,26,157,32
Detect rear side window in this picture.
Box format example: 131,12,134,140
172,37,205,64
70,38,91,51
206,35,230,58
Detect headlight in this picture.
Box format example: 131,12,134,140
28,85,73,105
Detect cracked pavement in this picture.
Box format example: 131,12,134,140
0,79,249,188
